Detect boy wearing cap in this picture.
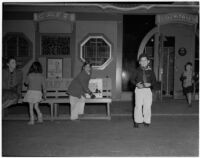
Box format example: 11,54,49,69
131,54,156,128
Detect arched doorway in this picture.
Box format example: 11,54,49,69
137,13,198,99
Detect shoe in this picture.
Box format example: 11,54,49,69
28,120,34,125
144,122,150,127
188,104,192,107
134,122,139,128
38,118,43,123
38,114,43,123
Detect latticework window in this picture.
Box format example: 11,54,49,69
41,35,70,56
3,33,31,58
80,35,112,70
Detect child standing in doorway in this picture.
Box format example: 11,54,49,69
131,54,156,128
181,62,195,107
23,61,46,125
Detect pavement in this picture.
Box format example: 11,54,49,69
2,98,199,157
2,115,199,157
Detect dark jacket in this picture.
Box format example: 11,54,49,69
2,68,23,104
68,70,91,98
131,66,156,89
2,68,23,94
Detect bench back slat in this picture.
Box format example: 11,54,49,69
21,78,112,100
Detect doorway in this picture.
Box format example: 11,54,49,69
162,36,175,97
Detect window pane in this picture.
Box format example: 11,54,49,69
3,33,31,58
6,36,17,57
18,36,29,57
81,36,111,68
145,46,154,58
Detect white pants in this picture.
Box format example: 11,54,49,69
69,95,85,120
134,87,152,124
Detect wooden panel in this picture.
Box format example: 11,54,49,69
45,78,72,90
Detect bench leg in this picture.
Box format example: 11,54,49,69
54,103,58,119
50,103,54,121
107,103,111,120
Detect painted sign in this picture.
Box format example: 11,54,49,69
156,13,198,25
34,12,75,21
47,58,63,78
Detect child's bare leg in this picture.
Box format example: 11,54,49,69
28,103,34,125
187,93,192,105
34,103,43,123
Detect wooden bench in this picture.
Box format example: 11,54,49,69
18,78,112,120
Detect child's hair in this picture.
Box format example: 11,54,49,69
28,61,43,75
6,56,16,64
3,56,16,68
81,61,92,70
138,53,150,61
185,62,193,70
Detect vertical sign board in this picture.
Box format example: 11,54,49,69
86,79,103,98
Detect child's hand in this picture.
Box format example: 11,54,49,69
143,83,151,87
136,82,144,88
42,94,46,100
90,93,96,99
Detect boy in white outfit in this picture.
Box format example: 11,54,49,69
131,54,156,128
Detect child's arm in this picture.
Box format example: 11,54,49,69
24,75,29,87
150,71,156,88
192,72,198,82
136,82,144,88
130,69,144,88
78,73,94,97
180,72,186,81
42,76,46,99
16,70,23,98
130,69,139,86
143,71,156,88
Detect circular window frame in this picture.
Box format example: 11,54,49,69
80,34,112,70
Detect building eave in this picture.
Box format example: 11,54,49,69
3,2,199,14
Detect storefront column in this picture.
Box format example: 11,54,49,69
115,21,123,100
34,21,40,60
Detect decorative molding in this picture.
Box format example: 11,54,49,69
137,27,159,59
